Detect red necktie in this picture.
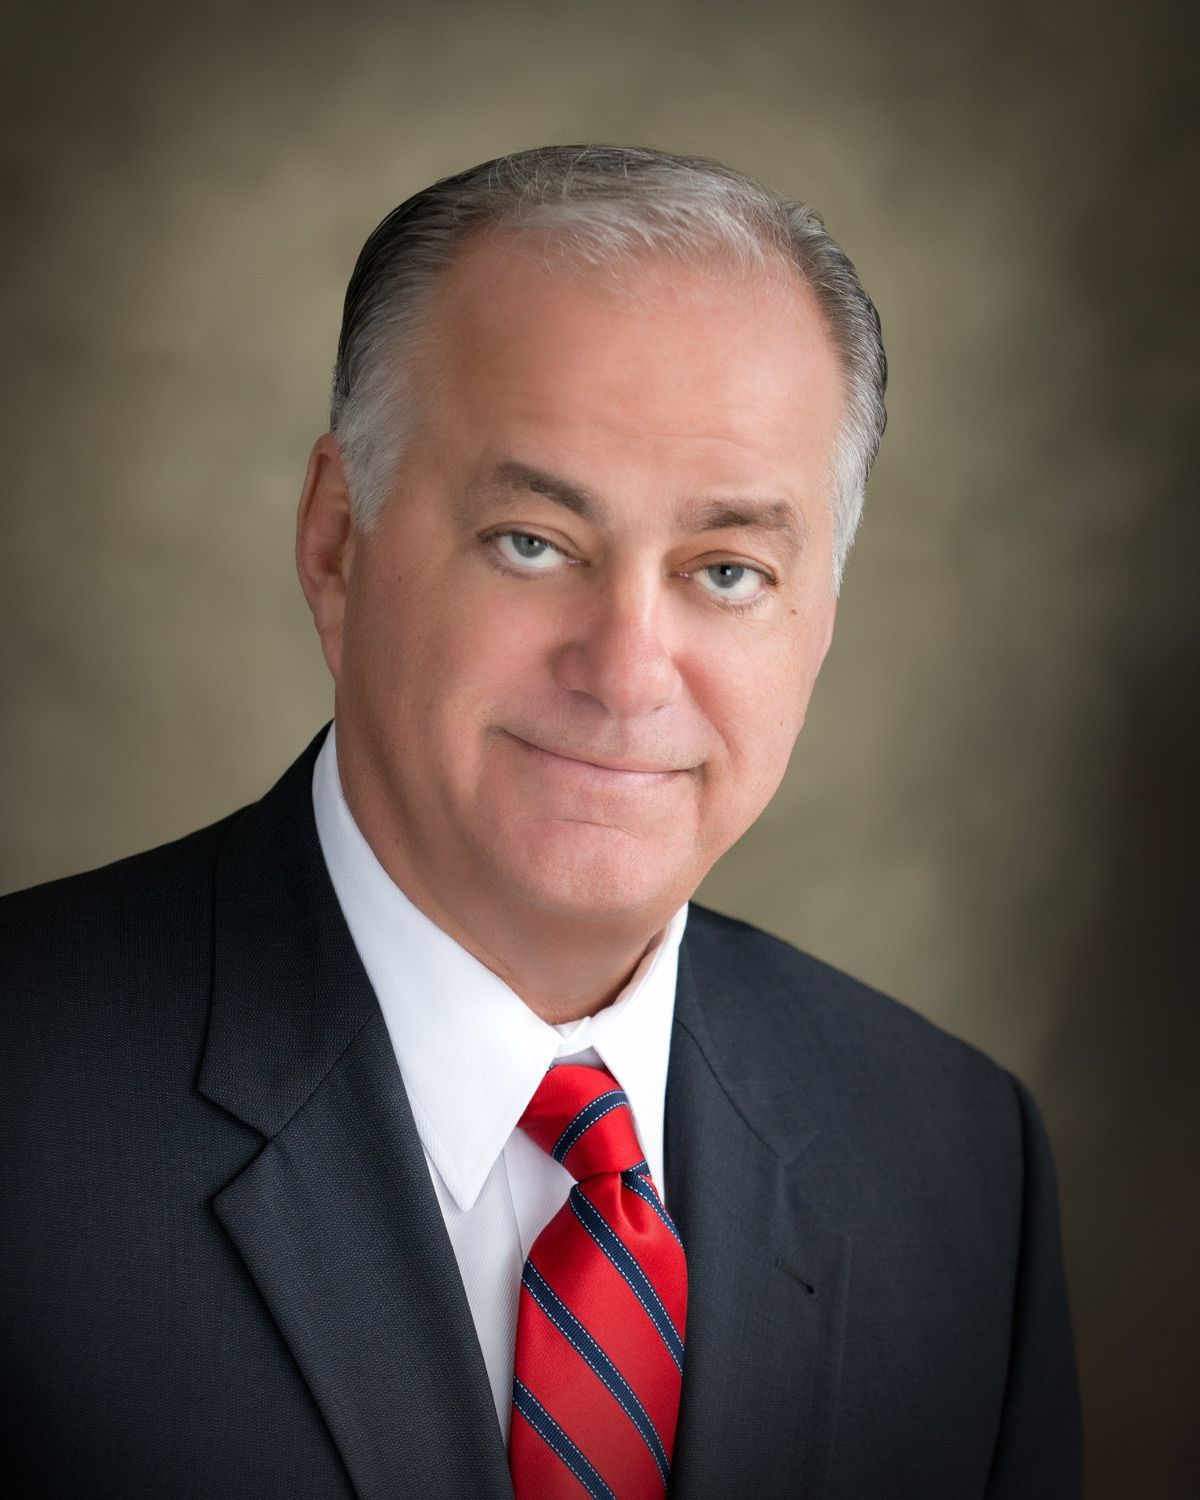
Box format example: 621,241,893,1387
509,1064,687,1500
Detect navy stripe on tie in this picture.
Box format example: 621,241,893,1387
621,1170,684,1247
552,1089,629,1164
570,1186,685,1371
522,1262,671,1488
512,1376,617,1500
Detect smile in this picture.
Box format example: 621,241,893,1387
506,734,692,787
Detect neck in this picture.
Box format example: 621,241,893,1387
433,906,661,1024
383,869,664,1024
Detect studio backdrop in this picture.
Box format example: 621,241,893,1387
2,2,1196,1494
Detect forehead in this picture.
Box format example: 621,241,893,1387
416,232,844,513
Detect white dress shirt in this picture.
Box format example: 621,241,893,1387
311,725,688,1437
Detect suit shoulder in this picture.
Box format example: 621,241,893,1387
0,808,245,977
683,901,1011,1097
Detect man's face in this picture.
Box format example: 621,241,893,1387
324,239,844,938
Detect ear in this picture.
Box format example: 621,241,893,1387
296,433,356,682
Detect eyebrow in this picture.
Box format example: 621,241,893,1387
464,460,807,558
480,461,609,524
683,498,807,554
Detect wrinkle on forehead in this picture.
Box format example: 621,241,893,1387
407,228,844,558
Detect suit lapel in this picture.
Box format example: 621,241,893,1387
666,925,850,1500
198,732,513,1500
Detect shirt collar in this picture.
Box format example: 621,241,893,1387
311,724,686,1211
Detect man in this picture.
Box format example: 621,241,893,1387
0,146,1080,1498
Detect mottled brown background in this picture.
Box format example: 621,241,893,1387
2,0,1197,1492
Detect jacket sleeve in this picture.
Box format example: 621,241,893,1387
984,1072,1083,1498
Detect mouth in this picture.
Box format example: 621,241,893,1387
504,733,694,785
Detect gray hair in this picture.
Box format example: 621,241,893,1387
331,144,887,590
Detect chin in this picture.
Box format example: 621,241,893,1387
484,818,692,924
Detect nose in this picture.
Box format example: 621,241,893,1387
552,569,681,720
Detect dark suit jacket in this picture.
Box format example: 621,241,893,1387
1,730,1080,1498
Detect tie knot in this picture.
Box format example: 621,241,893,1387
519,1064,646,1181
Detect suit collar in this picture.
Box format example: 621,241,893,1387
198,728,514,1499
197,727,375,1139
666,918,850,1499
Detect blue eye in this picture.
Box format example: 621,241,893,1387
492,532,565,571
695,562,767,603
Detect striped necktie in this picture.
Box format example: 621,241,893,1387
509,1063,687,1500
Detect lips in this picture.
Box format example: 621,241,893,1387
505,733,692,782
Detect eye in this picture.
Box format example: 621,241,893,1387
490,531,568,572
692,561,772,605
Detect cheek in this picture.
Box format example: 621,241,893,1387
407,591,565,768
442,591,556,689
723,620,825,716
693,615,830,793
